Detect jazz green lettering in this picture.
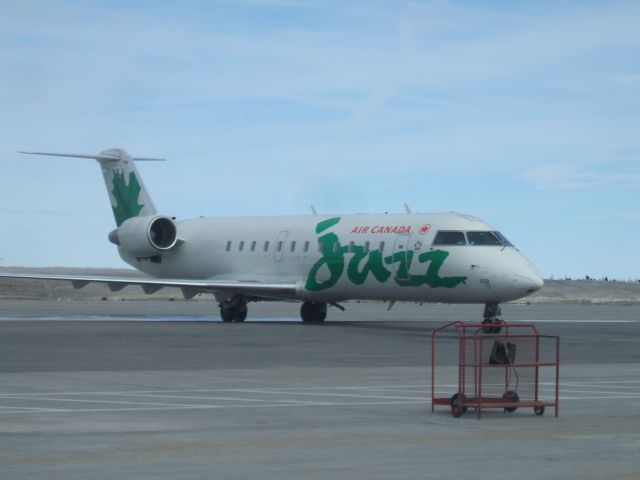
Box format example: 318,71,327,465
384,250,418,286
411,250,467,288
347,246,391,285
305,218,467,291
305,217,349,291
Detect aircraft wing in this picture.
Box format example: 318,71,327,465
0,272,300,301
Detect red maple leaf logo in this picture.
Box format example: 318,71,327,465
419,224,431,234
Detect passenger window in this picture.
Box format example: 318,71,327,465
379,241,385,253
226,241,231,252
264,241,270,252
467,231,502,246
303,241,309,252
432,231,467,246
364,241,370,253
250,241,256,252
277,241,283,252
332,241,341,254
290,241,296,252
349,241,355,253
239,241,244,252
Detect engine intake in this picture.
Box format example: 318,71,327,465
108,215,178,257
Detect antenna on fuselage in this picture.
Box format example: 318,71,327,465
310,206,318,215
404,203,412,214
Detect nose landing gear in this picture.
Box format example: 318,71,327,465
482,302,504,333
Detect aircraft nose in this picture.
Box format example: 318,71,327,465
513,269,544,295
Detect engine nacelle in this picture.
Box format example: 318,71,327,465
108,215,178,258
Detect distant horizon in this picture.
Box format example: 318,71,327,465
1,264,638,284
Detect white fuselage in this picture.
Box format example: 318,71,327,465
119,212,543,305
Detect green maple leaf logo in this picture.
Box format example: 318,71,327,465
111,170,144,226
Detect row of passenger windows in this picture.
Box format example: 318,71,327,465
225,240,386,254
432,231,514,247
226,240,316,253
225,240,294,253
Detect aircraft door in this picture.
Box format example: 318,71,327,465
274,230,289,262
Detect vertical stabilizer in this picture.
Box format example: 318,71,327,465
97,148,157,226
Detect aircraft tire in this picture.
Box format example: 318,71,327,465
220,306,235,323
220,302,248,323
235,303,248,323
300,301,327,323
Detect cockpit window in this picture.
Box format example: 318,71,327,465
493,231,514,247
432,231,467,246
466,231,503,246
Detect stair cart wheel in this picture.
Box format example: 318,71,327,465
534,406,545,416
450,393,468,418
502,390,520,413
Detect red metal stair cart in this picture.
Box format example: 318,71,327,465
431,321,559,418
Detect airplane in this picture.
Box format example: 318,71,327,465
0,148,543,326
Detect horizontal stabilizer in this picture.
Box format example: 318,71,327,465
18,151,166,162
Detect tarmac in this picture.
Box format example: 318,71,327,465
1,300,639,479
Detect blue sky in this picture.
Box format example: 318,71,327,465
1,0,639,279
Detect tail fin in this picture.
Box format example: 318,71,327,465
18,148,163,226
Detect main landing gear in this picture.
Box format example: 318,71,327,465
482,302,504,333
219,297,248,323
218,298,329,323
300,301,327,323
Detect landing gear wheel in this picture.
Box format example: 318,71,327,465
235,303,248,322
300,301,327,323
219,301,248,323
450,393,467,418
220,307,235,323
534,406,545,416
503,390,520,413
482,303,503,333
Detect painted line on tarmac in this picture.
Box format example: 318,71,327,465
0,405,67,412
98,392,333,405
0,400,428,415
0,395,222,409
222,388,426,401
0,385,428,397
0,316,302,322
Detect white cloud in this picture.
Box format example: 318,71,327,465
577,209,640,221
520,162,640,190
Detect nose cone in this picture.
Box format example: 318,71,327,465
469,243,544,303
510,250,544,297
514,270,544,295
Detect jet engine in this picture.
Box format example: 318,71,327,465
108,215,178,257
